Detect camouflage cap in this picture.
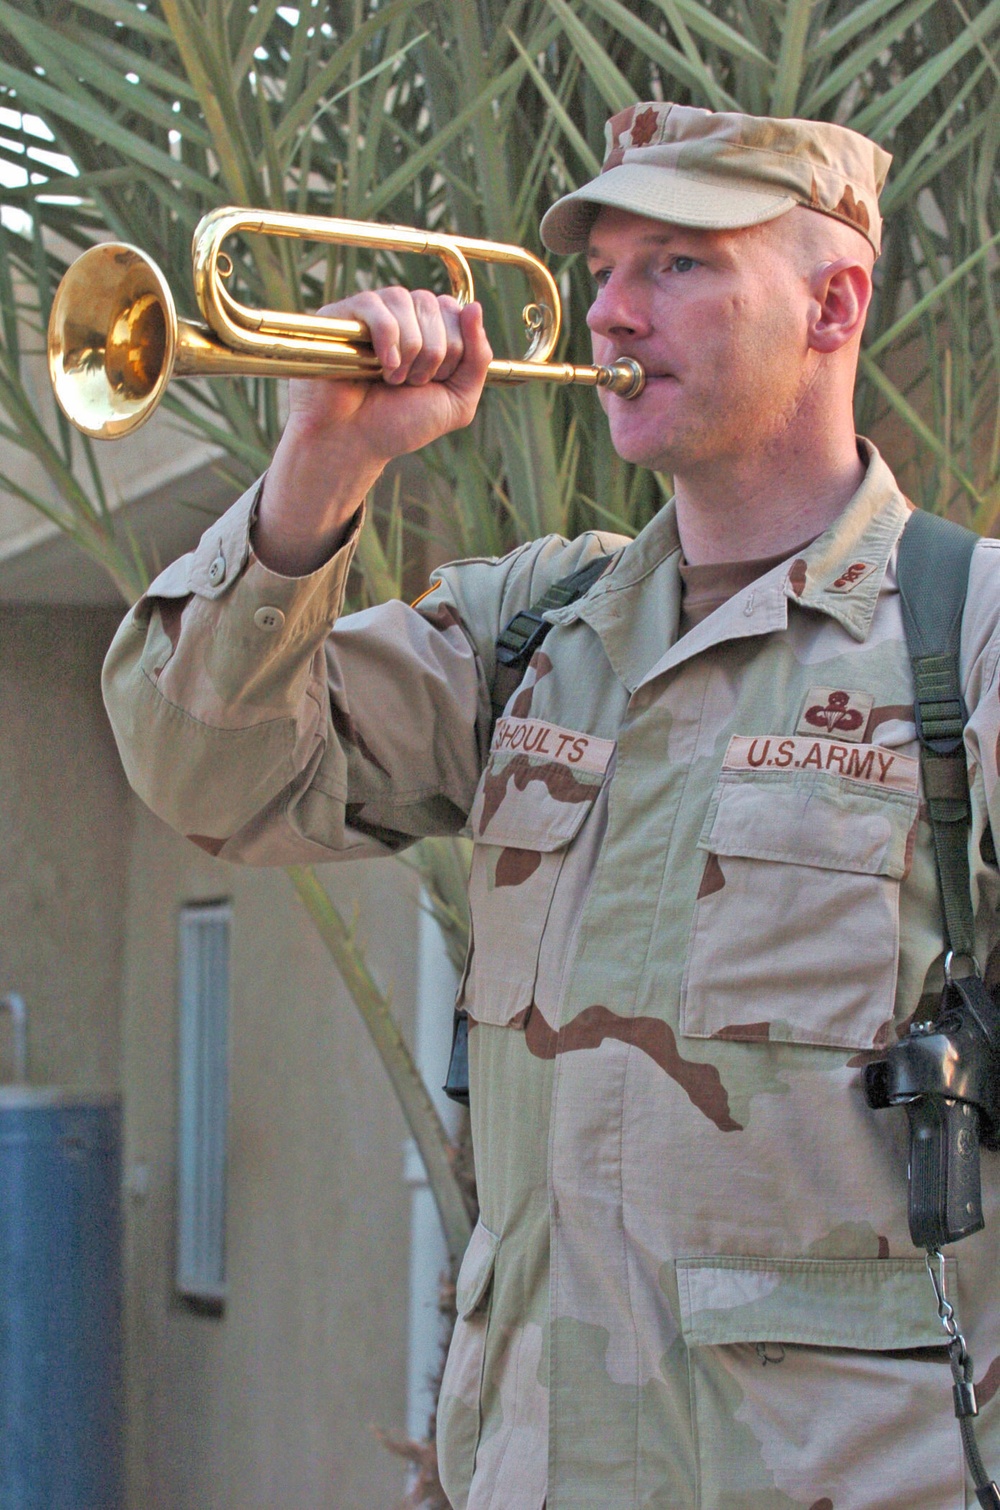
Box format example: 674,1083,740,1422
540,103,892,256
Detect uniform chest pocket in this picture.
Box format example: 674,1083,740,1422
462,719,613,1027
680,738,920,1050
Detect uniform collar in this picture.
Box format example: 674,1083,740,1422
545,439,909,693
783,439,910,637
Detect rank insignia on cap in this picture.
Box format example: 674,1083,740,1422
796,688,874,741
826,560,877,593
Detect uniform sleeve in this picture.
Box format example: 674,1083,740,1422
959,539,1000,932
101,477,618,866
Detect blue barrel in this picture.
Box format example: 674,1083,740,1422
0,1089,123,1510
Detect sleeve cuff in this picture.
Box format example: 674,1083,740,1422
143,477,364,631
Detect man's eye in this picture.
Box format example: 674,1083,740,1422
591,267,611,287
672,256,696,273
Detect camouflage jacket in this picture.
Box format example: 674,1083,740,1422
103,441,1000,1509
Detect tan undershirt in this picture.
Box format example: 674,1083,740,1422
677,539,816,636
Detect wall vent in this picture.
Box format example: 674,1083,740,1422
176,901,231,1305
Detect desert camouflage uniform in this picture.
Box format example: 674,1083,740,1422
104,440,1000,1509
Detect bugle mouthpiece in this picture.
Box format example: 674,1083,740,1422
596,359,645,399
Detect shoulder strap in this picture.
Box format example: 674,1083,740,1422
491,552,615,725
896,509,979,964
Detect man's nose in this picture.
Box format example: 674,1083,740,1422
586,276,650,342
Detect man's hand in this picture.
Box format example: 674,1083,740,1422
253,289,493,576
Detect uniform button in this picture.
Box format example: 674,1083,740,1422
208,553,226,586
253,605,285,632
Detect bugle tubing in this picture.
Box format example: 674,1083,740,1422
47,206,645,440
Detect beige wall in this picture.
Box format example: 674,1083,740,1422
0,605,128,1088
120,801,417,1510
1,597,424,1510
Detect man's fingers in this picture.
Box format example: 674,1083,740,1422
430,295,470,384
317,290,405,380
376,286,424,383
446,302,493,401
315,288,479,386
308,288,491,415
404,290,451,385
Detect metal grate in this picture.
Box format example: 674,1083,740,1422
176,902,232,1304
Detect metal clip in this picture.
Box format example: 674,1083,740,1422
950,1337,979,1419
926,1247,969,1363
944,949,982,984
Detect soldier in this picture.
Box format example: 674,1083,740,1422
103,105,1000,1508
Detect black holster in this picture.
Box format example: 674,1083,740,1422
864,974,1000,1248
443,1008,470,1107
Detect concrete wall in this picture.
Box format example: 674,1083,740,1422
120,801,417,1510
0,605,128,1088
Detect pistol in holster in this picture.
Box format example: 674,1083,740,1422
864,971,1000,1247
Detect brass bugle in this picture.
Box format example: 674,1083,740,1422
47,206,645,440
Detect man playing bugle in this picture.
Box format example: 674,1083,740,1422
104,104,1000,1509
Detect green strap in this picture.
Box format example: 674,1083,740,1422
491,552,615,724
896,509,979,963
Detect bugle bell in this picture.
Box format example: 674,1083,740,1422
47,206,645,439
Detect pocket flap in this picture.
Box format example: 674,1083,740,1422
471,719,613,850
676,1255,951,1351
455,1219,500,1318
702,767,918,880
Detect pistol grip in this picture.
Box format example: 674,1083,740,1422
906,1096,984,1249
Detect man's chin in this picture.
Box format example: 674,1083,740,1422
602,387,685,472
605,419,676,473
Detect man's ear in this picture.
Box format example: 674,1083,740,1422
807,257,872,354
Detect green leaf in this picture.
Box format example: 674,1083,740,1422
69,26,201,104
62,0,173,42
544,0,635,113
364,42,541,217
232,0,286,81
159,393,271,474
769,0,814,117
0,61,219,198
308,30,428,157
868,233,1000,359
859,350,985,507
802,0,943,117
647,0,772,68
879,55,994,214
579,0,741,110
157,0,262,208
271,0,427,152
808,0,914,62
0,1,211,148
353,487,405,604
575,489,638,536
508,29,601,179
0,225,20,368
850,0,1000,137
